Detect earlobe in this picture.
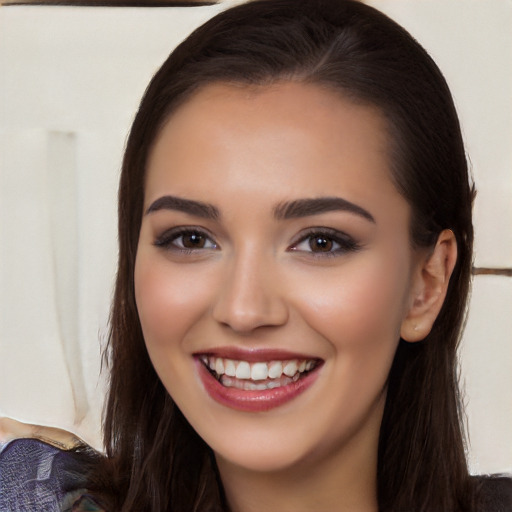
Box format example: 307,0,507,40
400,229,458,342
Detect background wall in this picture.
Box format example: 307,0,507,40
0,0,510,474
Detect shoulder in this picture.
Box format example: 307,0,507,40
474,475,512,512
0,419,106,512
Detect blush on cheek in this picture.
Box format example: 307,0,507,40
295,261,407,352
135,256,213,349
135,260,177,344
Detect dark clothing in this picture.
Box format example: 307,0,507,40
0,438,103,511
475,474,512,512
1,437,511,511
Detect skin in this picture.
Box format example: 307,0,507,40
134,82,456,512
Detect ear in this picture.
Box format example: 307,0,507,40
400,229,458,342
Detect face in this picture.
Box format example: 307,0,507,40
135,82,421,477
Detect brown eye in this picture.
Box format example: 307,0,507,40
182,232,207,249
154,228,217,251
289,228,360,257
309,236,333,252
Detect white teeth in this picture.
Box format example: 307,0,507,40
215,358,225,375
221,375,294,390
225,359,236,377
202,356,317,385
283,361,298,377
235,361,251,379
251,362,269,381
268,361,283,379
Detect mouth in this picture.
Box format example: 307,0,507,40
195,351,323,412
199,355,319,390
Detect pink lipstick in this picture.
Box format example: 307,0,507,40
194,349,322,412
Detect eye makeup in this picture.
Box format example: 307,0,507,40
288,227,362,258
154,226,218,253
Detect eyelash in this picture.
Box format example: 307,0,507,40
154,226,360,257
154,227,218,253
289,228,361,258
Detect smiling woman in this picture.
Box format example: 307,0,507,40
1,0,511,511
134,81,449,499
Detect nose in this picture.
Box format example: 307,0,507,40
212,248,289,333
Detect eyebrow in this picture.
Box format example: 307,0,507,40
146,195,220,220
273,197,375,223
146,195,375,224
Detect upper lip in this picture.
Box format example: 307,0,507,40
193,346,321,362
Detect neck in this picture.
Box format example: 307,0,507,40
216,399,382,512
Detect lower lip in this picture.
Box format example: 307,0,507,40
195,358,321,412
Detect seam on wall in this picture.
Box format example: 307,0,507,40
472,268,512,277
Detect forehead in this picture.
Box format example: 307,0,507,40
145,81,404,219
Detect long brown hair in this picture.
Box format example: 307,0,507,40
95,1,476,510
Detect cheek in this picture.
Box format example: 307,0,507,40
134,252,210,350
291,255,410,356
133,251,218,412
289,257,410,434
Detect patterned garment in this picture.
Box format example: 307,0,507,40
2,437,510,511
0,438,104,512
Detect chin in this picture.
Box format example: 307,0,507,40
213,442,311,474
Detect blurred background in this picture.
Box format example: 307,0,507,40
0,0,510,474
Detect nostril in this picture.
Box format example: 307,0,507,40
211,255,289,332
215,309,281,334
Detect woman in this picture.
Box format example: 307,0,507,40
1,0,510,511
